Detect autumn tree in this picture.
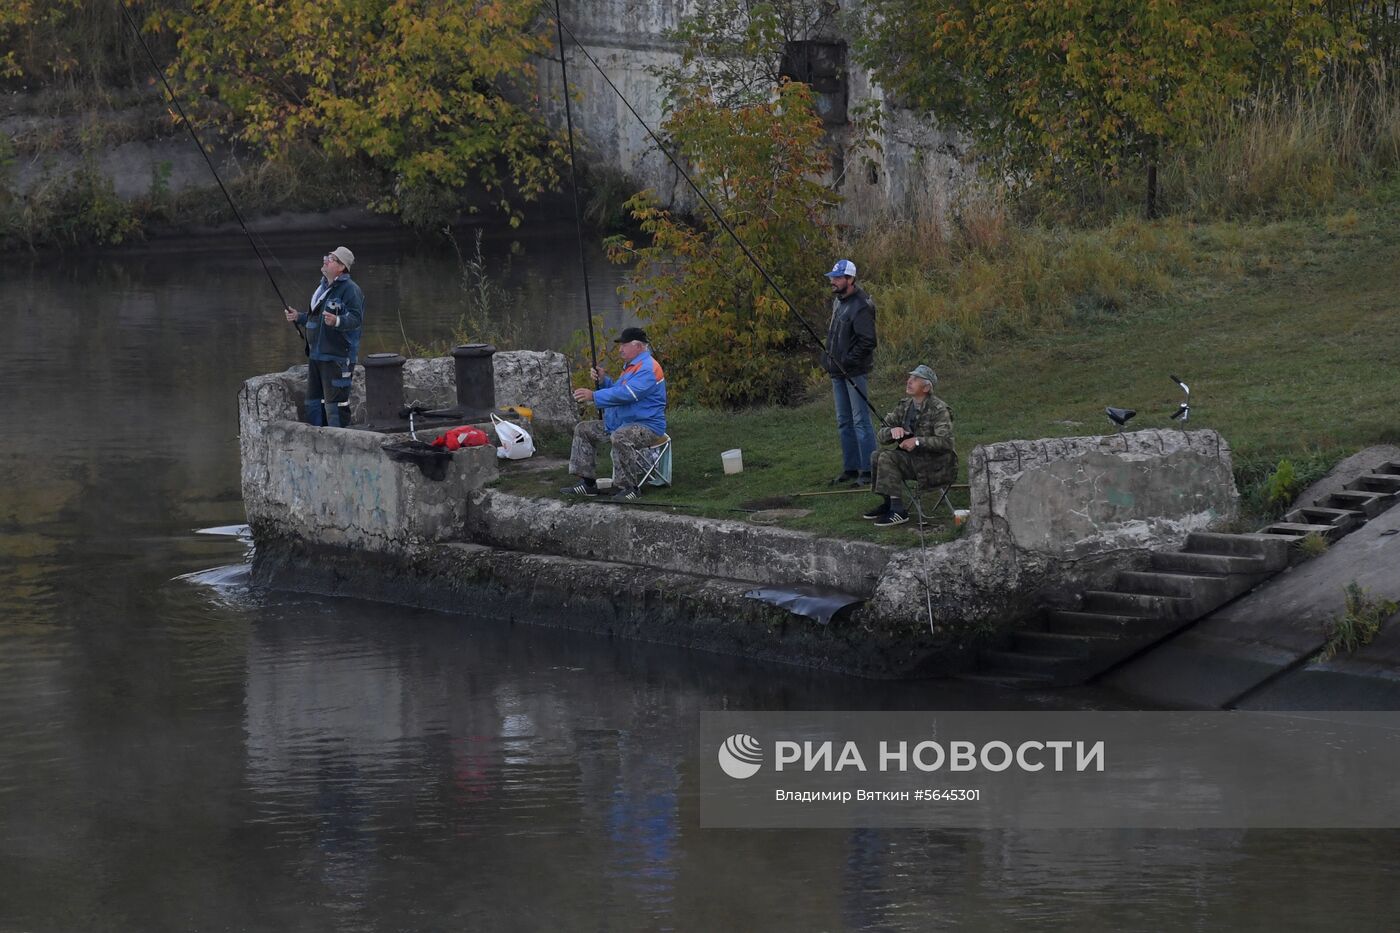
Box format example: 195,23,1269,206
0,0,171,90
159,0,561,226
610,80,838,408
857,0,1356,214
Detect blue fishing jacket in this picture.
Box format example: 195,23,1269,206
594,349,667,435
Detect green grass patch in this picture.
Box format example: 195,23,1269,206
492,409,966,545
500,186,1400,541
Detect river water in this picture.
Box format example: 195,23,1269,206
2,229,1398,930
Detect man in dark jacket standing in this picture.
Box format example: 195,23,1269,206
284,246,364,427
821,258,878,485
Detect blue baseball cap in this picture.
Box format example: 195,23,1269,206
825,258,857,279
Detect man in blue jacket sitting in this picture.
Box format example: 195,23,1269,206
561,327,667,502
283,246,364,427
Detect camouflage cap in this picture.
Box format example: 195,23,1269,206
908,364,938,387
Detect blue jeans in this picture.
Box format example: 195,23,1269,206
832,376,877,474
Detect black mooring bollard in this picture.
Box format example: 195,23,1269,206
363,352,406,427
452,343,497,419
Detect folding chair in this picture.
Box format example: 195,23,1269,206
614,433,673,488
905,481,964,526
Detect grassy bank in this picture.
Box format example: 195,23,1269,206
497,182,1400,541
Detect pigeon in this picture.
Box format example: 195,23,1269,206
1105,407,1136,433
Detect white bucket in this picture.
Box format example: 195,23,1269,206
721,448,744,474
953,508,970,527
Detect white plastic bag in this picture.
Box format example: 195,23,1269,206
491,413,536,460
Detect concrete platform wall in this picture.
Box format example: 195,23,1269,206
869,429,1238,640
246,420,497,553
466,491,895,596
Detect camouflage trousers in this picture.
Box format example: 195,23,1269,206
872,447,953,498
569,420,664,491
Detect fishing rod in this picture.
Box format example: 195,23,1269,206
551,10,888,425
117,0,307,355
552,0,599,383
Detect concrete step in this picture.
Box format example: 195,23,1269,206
1013,630,1101,658
1046,610,1177,638
1258,521,1344,540
1116,570,1225,600
1183,532,1290,567
979,649,1085,677
1316,489,1389,518
1150,550,1272,575
1375,461,1400,476
1284,507,1360,531
1347,474,1400,494
1081,590,1197,619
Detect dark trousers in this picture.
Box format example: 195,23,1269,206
307,359,352,427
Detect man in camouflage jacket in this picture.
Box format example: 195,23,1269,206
863,364,957,526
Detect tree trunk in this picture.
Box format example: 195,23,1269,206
1146,161,1158,219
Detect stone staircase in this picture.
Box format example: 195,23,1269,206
1262,460,1400,537
968,460,1400,688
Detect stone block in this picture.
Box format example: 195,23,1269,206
244,420,497,553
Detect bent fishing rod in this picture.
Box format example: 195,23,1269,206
117,0,307,355
551,9,889,425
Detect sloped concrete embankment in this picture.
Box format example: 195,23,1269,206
241,355,1241,676
1106,476,1400,709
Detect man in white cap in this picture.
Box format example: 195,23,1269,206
820,258,878,486
862,364,957,526
284,246,364,427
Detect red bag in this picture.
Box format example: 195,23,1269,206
431,425,490,450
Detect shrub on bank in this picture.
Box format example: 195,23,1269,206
1,160,139,249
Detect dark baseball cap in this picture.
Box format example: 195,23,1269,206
614,326,649,344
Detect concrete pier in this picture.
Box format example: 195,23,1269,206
239,354,1241,678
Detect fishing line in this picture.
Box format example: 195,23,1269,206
553,0,599,378
552,11,886,422
117,0,307,354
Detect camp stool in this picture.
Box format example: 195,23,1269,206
616,433,673,488
905,482,966,526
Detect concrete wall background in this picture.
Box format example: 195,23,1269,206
543,0,973,225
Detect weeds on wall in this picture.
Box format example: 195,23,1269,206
1318,581,1399,660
